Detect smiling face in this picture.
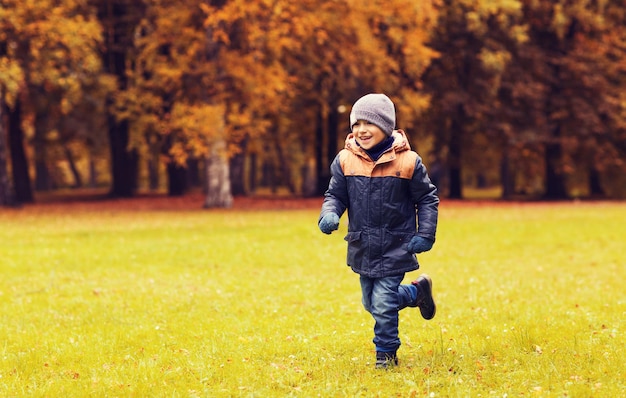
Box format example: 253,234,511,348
352,120,388,150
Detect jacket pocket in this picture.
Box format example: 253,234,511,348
344,231,364,268
386,231,415,253
344,231,362,243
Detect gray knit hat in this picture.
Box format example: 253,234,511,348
349,93,396,136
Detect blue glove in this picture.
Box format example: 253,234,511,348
319,213,340,234
408,236,434,253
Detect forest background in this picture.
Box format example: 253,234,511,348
1,0,626,208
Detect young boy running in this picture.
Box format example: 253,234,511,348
318,93,439,369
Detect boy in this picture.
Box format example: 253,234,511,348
318,93,439,369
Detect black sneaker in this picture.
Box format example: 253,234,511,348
411,274,436,320
375,351,398,369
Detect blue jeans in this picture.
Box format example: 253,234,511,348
360,274,417,352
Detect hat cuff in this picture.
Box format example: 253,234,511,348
351,110,393,136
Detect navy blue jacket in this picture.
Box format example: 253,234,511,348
319,130,439,278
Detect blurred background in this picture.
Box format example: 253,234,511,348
1,0,625,207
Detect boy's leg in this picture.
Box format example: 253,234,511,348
361,276,398,368
359,276,374,314
397,283,417,310
369,275,404,358
399,274,436,320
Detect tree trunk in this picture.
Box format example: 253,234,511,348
6,98,33,203
266,160,278,194
89,157,98,187
447,110,464,199
187,158,201,188
543,126,568,199
167,162,187,196
248,152,257,194
204,138,232,208
500,145,515,199
34,158,54,191
230,140,247,195
33,106,54,191
301,159,317,197
315,105,329,196
0,94,17,207
108,114,138,197
64,146,83,188
148,153,159,191
588,163,604,197
326,102,339,173
273,130,295,194
97,0,142,198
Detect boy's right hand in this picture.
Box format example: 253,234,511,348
408,236,434,253
319,213,340,234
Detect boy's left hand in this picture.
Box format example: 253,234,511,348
408,236,434,253
319,213,340,234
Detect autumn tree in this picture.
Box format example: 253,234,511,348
247,0,359,196
115,0,207,196
112,0,238,204
422,0,626,199
0,28,19,206
221,0,441,196
92,0,145,198
201,0,318,199
167,0,439,199
514,0,626,199
27,5,108,192
0,87,17,206
0,0,105,204
124,0,318,202
422,0,528,199
0,0,32,203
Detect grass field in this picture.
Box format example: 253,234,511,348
1,198,625,397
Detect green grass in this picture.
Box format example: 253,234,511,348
1,201,625,397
